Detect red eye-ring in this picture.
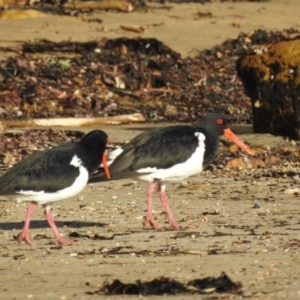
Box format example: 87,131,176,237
216,118,223,125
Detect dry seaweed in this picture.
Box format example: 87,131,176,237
188,272,242,293
88,272,242,295
0,29,298,123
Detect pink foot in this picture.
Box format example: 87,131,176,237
44,206,79,246
16,232,34,246
169,220,181,229
143,214,160,229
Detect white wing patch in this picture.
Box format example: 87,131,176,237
70,155,82,167
100,147,123,167
108,147,123,163
15,154,89,205
138,132,206,182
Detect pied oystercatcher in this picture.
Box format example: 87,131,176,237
0,130,110,246
89,114,254,229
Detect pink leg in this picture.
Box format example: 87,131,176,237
143,181,160,229
159,184,181,229
17,202,37,246
44,206,79,245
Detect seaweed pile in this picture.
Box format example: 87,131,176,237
0,28,298,123
87,272,243,295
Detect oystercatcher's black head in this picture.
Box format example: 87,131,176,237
197,113,254,156
196,113,230,136
81,129,108,148
81,130,110,179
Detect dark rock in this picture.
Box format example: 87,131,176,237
237,39,300,139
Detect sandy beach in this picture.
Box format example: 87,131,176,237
0,0,299,58
1,0,300,299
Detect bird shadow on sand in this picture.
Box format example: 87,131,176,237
0,220,107,231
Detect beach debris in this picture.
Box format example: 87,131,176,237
0,9,46,19
120,24,145,33
87,272,243,295
0,0,134,14
192,10,213,19
1,113,146,128
0,29,299,122
226,157,265,169
63,0,134,12
0,0,25,6
284,188,300,195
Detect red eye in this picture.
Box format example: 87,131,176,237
216,118,223,125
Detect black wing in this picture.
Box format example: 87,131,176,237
110,125,200,175
0,146,81,195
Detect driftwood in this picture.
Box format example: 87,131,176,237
63,0,133,12
0,9,46,19
120,25,145,33
0,113,146,128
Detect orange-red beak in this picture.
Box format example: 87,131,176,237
223,128,254,156
101,151,111,179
